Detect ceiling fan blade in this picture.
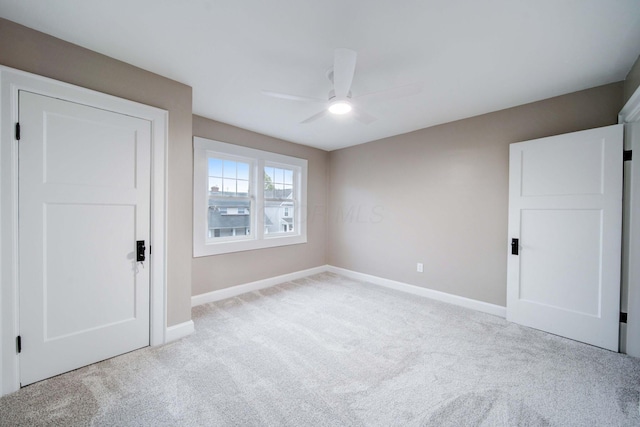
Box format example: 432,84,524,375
300,109,329,124
333,48,357,98
354,83,422,105
261,90,325,103
352,107,377,125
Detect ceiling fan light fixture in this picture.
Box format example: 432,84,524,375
328,100,352,115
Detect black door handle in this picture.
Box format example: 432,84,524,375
137,240,146,262
511,238,519,255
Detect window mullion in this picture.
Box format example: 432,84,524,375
255,158,265,241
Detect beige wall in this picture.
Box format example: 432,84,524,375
328,83,624,306
0,16,630,318
192,116,328,296
624,55,640,105
0,18,193,326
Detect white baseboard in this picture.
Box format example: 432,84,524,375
190,264,506,318
327,266,507,318
165,320,195,343
191,265,329,307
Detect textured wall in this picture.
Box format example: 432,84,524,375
328,83,624,306
192,116,328,296
0,18,193,326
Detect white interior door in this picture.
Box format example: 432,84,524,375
507,124,623,351
18,90,151,386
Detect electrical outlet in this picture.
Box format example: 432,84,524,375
417,263,423,273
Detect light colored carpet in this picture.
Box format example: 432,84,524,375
1,272,639,426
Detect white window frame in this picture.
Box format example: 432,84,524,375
193,137,307,256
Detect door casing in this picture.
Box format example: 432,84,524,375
0,66,168,395
620,87,640,357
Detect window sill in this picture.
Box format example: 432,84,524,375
193,234,307,257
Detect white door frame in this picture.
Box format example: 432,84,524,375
619,86,640,357
0,66,168,395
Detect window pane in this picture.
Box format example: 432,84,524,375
223,160,236,179
222,178,236,195
208,157,251,198
264,200,294,235
265,165,296,200
284,169,293,185
208,158,223,177
237,162,250,180
264,167,275,199
208,177,222,193
208,196,252,239
237,179,249,195
264,167,275,182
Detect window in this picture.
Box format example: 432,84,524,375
207,156,252,241
264,165,296,235
194,137,307,256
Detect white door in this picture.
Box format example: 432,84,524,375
506,124,623,351
18,90,151,386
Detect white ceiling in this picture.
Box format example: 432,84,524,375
1,1,639,151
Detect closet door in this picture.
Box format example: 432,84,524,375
507,124,623,351
19,90,151,385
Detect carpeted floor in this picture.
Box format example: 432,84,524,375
1,272,639,426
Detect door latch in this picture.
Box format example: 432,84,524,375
136,240,146,262
511,238,519,255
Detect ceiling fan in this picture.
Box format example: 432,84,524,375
261,48,421,124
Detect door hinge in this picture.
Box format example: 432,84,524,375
149,245,152,255
16,335,21,353
620,312,628,324
624,150,632,162
15,123,20,141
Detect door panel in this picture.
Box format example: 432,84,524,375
19,90,151,386
519,209,602,315
44,113,137,188
520,136,604,196
507,124,623,351
45,204,137,339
